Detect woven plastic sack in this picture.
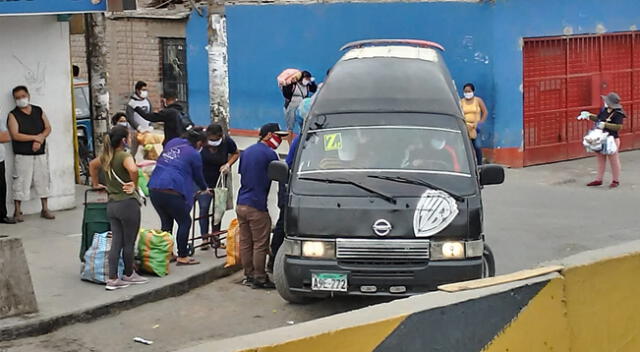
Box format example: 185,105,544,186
81,232,124,284
277,68,301,86
137,229,174,277
224,219,240,268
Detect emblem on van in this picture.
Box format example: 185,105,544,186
413,190,459,237
372,219,392,237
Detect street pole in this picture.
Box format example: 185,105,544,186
85,13,110,155
208,0,231,133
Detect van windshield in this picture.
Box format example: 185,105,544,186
296,126,470,175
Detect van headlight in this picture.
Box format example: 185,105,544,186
301,240,335,258
430,240,483,260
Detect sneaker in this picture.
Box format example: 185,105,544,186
241,277,254,286
610,181,620,188
105,278,130,291
587,180,603,187
122,272,149,285
1,217,16,224
252,278,276,290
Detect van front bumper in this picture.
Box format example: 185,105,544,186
283,255,483,296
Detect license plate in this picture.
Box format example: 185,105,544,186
311,273,348,292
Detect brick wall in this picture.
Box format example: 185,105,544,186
70,34,88,80
69,16,185,114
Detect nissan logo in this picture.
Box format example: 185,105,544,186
372,219,392,237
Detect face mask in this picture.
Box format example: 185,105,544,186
431,139,446,150
464,92,474,100
302,79,310,86
16,98,29,108
139,90,149,99
118,122,129,128
264,134,282,149
208,139,222,147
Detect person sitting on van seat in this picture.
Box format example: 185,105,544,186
237,123,288,289
129,91,183,146
403,138,460,172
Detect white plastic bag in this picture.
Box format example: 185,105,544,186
602,136,618,155
582,129,606,153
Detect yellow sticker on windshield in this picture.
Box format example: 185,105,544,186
323,133,342,151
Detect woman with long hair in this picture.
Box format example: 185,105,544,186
148,127,209,265
89,126,148,290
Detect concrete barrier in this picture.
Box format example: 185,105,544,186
0,237,38,319
180,240,640,352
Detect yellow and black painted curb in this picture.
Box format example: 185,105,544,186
180,244,640,352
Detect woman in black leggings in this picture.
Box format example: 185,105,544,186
89,126,148,290
149,128,209,265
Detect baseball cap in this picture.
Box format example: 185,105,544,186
259,123,289,138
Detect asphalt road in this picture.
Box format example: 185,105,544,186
3,151,639,352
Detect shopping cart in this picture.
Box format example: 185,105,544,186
188,191,227,258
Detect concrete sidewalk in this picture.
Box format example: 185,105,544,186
0,187,234,340
0,144,286,341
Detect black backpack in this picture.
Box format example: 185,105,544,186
177,111,194,134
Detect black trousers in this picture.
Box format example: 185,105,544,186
0,161,8,219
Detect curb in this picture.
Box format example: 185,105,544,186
0,262,240,341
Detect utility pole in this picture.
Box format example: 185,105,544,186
208,0,231,133
85,13,110,155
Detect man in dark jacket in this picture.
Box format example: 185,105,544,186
128,91,184,146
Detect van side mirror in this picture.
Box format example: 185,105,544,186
479,164,505,186
268,160,289,184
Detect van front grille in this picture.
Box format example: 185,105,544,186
336,239,430,260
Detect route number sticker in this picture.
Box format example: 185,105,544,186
323,133,342,151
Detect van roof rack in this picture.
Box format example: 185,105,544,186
340,39,445,52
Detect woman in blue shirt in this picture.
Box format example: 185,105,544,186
149,128,208,265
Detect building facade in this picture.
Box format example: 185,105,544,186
222,0,640,167
0,0,107,214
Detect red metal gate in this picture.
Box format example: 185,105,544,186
523,32,640,166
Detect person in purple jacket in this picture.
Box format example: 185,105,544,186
149,128,209,265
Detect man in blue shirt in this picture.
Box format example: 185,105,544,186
237,123,288,289
268,135,300,272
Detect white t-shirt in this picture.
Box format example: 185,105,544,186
128,97,151,130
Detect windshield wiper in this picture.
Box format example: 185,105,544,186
299,177,397,204
367,175,465,202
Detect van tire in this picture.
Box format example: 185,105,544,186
274,249,311,304
482,244,496,278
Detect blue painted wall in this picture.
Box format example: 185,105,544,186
490,0,640,149
225,0,640,150
226,2,494,143
186,8,211,126
0,0,106,15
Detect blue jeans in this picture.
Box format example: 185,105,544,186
150,190,192,258
472,138,483,165
198,193,221,236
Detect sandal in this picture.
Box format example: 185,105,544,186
176,258,200,266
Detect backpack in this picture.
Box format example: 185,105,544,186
177,111,194,135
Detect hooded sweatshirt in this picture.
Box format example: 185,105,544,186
125,94,152,131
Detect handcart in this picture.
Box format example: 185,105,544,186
188,191,227,258
80,189,110,261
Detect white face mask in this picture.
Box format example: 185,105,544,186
431,139,446,150
16,98,29,108
604,102,608,109
302,79,310,86
464,92,474,100
139,90,149,99
118,122,129,128
208,139,222,147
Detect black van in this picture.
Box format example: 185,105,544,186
269,39,505,303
